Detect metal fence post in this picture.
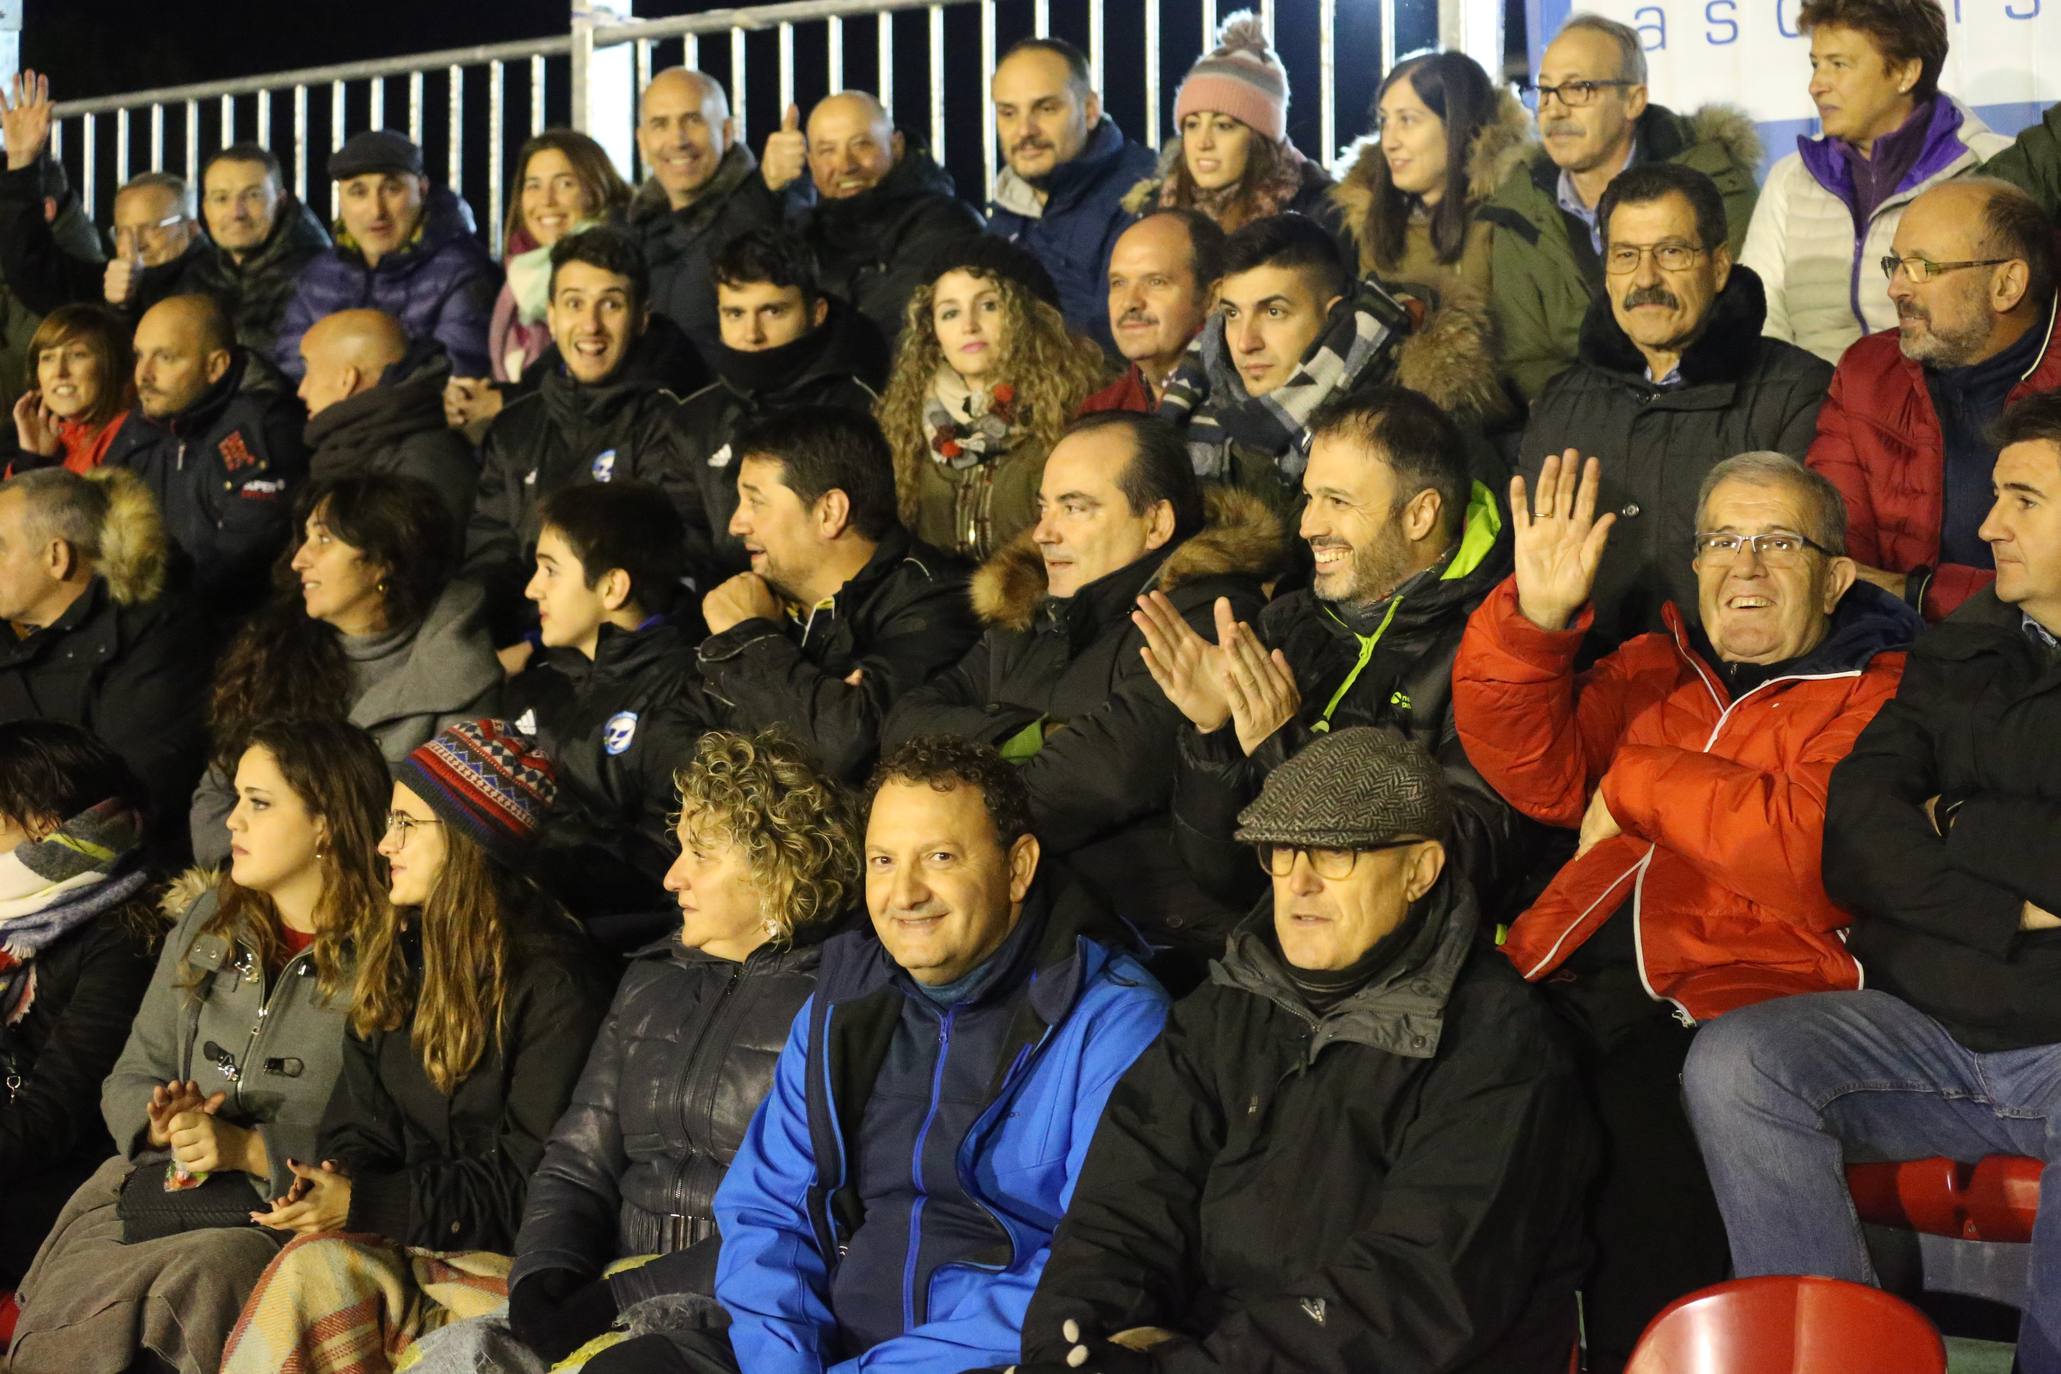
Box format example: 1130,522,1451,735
572,0,640,179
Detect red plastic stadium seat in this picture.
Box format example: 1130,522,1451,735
1847,1154,2042,1241
1625,1276,1945,1374
1965,1155,2043,1243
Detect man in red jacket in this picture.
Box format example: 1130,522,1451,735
1078,211,1224,416
1452,447,1919,1369
1806,177,2061,621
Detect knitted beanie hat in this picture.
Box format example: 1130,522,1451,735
922,234,1064,313
394,719,557,872
1175,11,1290,145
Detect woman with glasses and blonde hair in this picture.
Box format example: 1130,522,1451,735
9,717,391,1374
8,302,135,475
397,728,861,1374
220,719,612,1374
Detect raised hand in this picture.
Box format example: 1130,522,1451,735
761,103,807,192
1219,606,1300,757
13,390,61,457
2,70,54,173
1133,591,1232,733
103,250,143,308
1509,449,1616,633
145,1078,210,1148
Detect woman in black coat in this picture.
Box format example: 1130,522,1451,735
402,728,862,1374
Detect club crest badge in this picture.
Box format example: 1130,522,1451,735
709,443,734,468
602,710,639,756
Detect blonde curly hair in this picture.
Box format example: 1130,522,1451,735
875,271,1110,527
672,729,861,946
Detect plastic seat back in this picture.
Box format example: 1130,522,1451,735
1624,1276,1945,1374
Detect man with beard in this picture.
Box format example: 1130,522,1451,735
758,90,984,343
1137,385,1523,917
1808,177,2061,620
1522,162,1830,655
986,37,1158,355
1080,211,1226,414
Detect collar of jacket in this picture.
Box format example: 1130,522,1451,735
1795,94,1974,206
1212,871,1479,1061
709,296,873,398
329,183,478,273
990,118,1135,219
1576,262,1772,389
590,616,690,680
630,142,761,233
631,921,836,969
0,574,111,666
811,143,959,229
539,328,676,421
1520,102,1709,205
972,485,1285,633
305,339,451,450
1659,577,1920,703
1911,586,2061,672
214,196,331,280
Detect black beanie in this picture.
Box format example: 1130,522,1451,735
922,235,1063,313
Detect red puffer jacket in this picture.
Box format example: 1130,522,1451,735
1454,577,1916,1023
1806,299,2061,621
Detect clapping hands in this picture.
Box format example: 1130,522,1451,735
1134,593,1301,757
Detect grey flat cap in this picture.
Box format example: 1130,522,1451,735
1235,727,1452,849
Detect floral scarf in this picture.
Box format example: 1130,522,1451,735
924,367,1027,472
0,798,149,1025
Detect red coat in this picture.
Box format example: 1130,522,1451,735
1806,299,2061,620
1077,363,1153,416
1454,578,1913,1022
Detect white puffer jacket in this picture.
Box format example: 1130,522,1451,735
1743,98,2012,364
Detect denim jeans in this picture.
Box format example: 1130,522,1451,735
1682,989,2061,1372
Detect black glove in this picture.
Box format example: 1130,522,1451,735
1008,1321,1166,1374
507,1267,620,1364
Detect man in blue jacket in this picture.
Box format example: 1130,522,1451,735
987,38,1156,356
585,735,1169,1374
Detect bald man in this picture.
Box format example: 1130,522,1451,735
299,310,477,533
630,67,800,350
102,294,306,612
755,87,982,342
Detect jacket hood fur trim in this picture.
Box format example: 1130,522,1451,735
1330,88,1533,268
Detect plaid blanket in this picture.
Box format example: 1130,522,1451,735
220,1233,511,1374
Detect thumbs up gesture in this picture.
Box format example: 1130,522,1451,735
104,248,144,308
762,103,807,192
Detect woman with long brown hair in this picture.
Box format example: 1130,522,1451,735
220,719,612,1374
7,303,134,475
9,718,391,1374
875,237,1107,561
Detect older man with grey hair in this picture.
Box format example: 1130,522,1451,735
1452,447,1920,1365
1018,727,1595,1373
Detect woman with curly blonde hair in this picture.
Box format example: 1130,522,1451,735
876,237,1108,560
385,728,862,1374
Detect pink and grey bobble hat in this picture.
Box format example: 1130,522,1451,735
1174,11,1291,145
394,719,557,871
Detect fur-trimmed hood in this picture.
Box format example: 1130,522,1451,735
1391,287,1505,419
971,484,1284,631
1680,103,1764,175
159,866,217,922
1330,86,1534,266
86,465,171,607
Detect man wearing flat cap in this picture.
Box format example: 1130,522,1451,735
1013,728,1596,1374
275,128,498,379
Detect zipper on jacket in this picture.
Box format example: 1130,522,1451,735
902,1007,955,1333
231,948,317,1118
1316,597,1404,730
671,965,746,1220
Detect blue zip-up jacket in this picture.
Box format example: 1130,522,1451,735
713,881,1168,1372
987,119,1157,355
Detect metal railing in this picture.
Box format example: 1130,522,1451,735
38,0,1499,254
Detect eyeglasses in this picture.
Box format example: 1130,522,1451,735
1605,242,1704,275
382,812,443,846
1691,530,1835,565
1522,78,1637,108
112,214,188,250
1879,254,2012,284
1257,838,1425,880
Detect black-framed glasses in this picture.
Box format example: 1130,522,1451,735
1691,530,1835,565
1879,254,2012,284
1605,242,1704,275
1257,838,1426,880
382,812,444,847
1522,78,1637,108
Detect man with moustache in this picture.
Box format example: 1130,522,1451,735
1484,13,1760,401
1080,210,1226,414
986,37,1158,354
1807,177,2061,620
1521,163,1831,654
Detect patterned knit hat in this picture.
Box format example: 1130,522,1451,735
394,719,557,871
1235,727,1452,848
1175,11,1290,145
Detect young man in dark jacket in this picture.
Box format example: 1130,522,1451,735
465,226,699,645
696,406,979,782
676,228,885,582
183,145,332,358
1018,728,1594,1374
1521,162,1831,655
594,737,1167,1374
886,412,1280,965
104,293,307,613
1139,385,1522,916
1686,393,2061,1374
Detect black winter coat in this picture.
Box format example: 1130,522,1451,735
632,145,798,353
0,578,211,861
1025,880,1596,1373
790,144,985,344
511,935,824,1305
696,526,980,781
1826,590,2061,1051
1518,266,1832,654
509,621,711,953
184,197,332,357
102,349,308,613
675,298,886,582
322,913,613,1253
1173,488,1525,914
304,337,479,538
884,488,1281,947
465,329,698,642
